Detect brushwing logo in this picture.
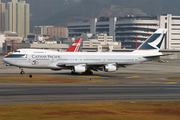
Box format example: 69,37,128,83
148,32,164,50
138,31,165,50
32,60,39,65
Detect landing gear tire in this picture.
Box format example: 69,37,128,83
20,68,25,75
89,71,93,75
29,74,32,78
20,71,25,75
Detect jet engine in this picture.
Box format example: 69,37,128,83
104,64,117,72
73,65,86,73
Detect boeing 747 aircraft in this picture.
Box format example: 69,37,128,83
3,29,167,75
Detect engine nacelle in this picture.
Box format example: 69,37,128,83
104,64,117,72
73,65,86,73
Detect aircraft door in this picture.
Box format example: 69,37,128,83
27,54,32,64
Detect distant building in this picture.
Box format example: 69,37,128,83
81,33,121,52
2,31,23,54
48,27,68,38
68,14,180,50
83,33,114,48
68,16,159,42
24,41,69,52
121,41,143,49
0,33,5,54
160,14,180,50
33,26,68,39
0,0,5,32
26,29,69,51
7,0,29,38
23,36,69,51
33,26,54,35
27,34,51,43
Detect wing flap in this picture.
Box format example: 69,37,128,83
57,63,80,67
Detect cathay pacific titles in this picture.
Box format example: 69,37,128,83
32,55,61,59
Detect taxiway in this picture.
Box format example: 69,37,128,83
0,55,180,104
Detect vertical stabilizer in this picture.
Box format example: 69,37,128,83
66,38,82,52
136,28,167,51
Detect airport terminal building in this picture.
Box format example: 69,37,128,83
160,14,180,50
68,14,180,50
68,15,159,42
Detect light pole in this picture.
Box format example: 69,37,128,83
136,35,138,49
11,40,14,53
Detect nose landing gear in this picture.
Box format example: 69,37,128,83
20,68,32,78
19,68,32,78
20,69,25,75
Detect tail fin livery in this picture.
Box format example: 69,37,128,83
136,28,167,51
66,38,82,52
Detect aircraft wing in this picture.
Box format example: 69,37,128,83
57,63,81,67
57,62,133,68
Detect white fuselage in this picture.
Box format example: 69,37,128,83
3,50,161,69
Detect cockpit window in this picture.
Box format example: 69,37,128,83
5,54,26,58
14,51,20,53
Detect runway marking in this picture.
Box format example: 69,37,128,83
151,82,179,84
125,76,147,79
165,82,179,84
79,76,109,79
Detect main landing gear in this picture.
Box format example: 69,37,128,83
29,74,32,78
82,70,93,75
71,70,93,75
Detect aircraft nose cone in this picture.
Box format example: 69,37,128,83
3,57,8,63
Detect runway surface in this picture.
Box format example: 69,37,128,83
0,84,180,105
1,55,180,104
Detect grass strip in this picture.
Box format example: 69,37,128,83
0,102,180,120
0,76,113,84
167,77,180,80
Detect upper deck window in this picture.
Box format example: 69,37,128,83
5,54,26,58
